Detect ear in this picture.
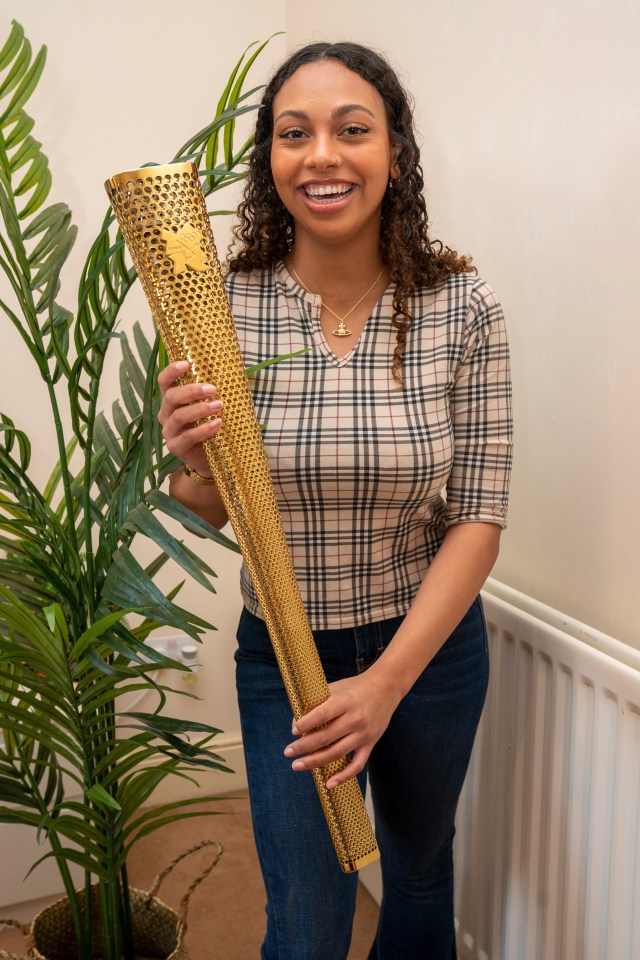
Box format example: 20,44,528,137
390,142,401,179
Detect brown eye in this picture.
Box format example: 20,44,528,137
278,128,306,140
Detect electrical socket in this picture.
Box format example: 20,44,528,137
144,634,188,657
144,635,200,673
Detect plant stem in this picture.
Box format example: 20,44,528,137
78,245,135,617
15,741,85,953
83,873,92,960
98,876,116,960
119,863,135,960
81,390,97,622
45,376,84,630
105,679,136,958
66,660,102,959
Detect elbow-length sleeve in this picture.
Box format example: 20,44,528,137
445,278,513,528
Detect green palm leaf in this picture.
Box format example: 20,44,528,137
147,488,241,552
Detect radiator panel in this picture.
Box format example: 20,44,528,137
455,592,640,960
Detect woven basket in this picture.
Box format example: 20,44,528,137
0,839,222,960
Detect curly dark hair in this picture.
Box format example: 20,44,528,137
228,41,475,384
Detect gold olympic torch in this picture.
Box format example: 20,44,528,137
105,162,379,873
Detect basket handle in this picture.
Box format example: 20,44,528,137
0,917,31,960
145,838,223,937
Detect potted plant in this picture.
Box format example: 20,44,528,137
0,19,273,959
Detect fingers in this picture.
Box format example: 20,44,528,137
290,733,358,769
165,397,222,432
165,418,223,461
163,381,217,410
156,360,224,463
158,361,217,409
325,748,369,789
283,675,395,788
291,700,339,736
290,739,371,789
157,359,190,392
285,716,355,759
284,704,371,788
157,360,212,404
159,400,223,461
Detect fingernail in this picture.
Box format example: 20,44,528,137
202,385,216,396
292,760,305,770
291,722,299,735
207,400,223,412
326,778,337,789
284,746,294,757
175,360,189,371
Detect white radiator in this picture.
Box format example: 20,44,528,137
455,580,640,960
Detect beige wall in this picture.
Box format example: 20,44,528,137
286,0,640,649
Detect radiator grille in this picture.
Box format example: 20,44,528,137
455,591,640,960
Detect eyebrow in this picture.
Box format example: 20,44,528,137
274,103,376,124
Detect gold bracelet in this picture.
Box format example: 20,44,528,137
184,463,216,485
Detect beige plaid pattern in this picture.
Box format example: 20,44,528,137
226,262,513,630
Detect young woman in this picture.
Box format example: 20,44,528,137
158,42,512,960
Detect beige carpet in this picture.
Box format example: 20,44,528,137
0,790,379,959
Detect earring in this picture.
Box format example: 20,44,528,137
388,177,393,190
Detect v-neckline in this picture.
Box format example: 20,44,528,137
278,260,388,367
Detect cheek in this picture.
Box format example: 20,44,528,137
269,143,279,182
366,159,393,197
269,154,298,214
270,156,295,201
363,145,394,181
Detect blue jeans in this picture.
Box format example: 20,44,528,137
235,597,489,960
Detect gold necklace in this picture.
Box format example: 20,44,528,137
288,260,385,337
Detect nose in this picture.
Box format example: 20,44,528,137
304,133,340,171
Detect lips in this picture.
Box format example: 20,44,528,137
305,182,352,197
299,181,355,206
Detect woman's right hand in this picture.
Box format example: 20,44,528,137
157,360,223,478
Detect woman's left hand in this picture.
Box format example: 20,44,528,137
283,670,401,789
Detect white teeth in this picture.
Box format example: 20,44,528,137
305,183,351,197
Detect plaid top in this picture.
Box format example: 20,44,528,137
226,261,513,630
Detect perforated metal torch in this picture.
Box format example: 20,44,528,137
105,161,379,873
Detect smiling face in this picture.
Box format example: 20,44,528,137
270,60,399,250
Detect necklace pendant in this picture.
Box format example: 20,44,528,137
332,320,352,337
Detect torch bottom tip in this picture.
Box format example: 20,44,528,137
340,847,381,874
